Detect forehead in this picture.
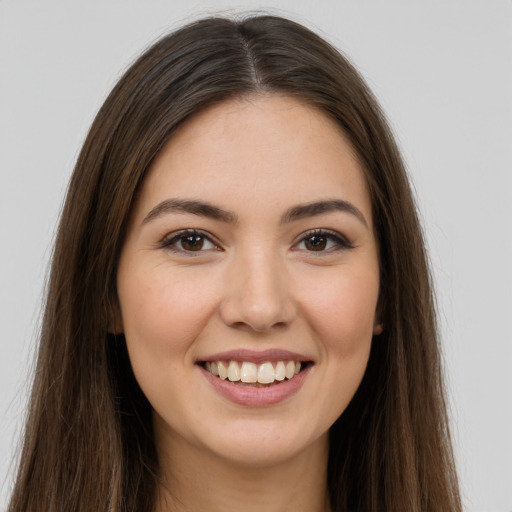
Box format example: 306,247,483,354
134,94,372,225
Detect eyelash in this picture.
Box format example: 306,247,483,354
160,229,220,255
160,229,354,255
294,228,355,252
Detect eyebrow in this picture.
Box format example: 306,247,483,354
280,199,368,227
143,199,239,225
142,198,368,228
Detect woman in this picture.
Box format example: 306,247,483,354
8,15,462,512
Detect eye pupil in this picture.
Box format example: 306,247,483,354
182,235,204,251
306,235,327,251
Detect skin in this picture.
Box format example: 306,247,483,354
116,94,382,512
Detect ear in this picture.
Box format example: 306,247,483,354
373,292,384,336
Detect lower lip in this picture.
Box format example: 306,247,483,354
199,365,311,407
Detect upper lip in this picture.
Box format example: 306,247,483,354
197,349,313,365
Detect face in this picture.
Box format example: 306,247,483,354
116,95,381,469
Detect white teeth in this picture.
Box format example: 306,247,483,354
217,361,228,380
285,361,295,379
240,362,258,383
205,359,305,384
275,361,286,381
258,362,275,384
227,360,241,382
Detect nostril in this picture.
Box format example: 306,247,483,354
217,277,296,332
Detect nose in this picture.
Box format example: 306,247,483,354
218,250,296,333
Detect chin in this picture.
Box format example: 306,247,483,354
197,419,328,469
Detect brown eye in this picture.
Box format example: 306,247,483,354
180,234,205,251
294,230,354,253
162,230,218,254
304,235,327,251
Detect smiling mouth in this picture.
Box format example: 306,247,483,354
200,360,311,386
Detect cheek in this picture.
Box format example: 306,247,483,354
117,267,223,425
300,265,380,351
118,268,219,366
297,268,378,425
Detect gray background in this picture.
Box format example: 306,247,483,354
1,1,511,510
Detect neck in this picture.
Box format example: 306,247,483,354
154,431,331,512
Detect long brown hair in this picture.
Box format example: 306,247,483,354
9,15,461,512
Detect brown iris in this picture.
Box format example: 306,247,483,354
305,234,328,251
181,234,204,251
